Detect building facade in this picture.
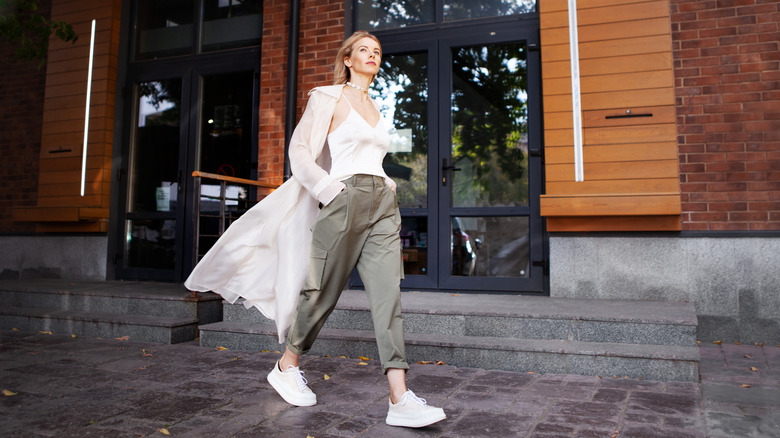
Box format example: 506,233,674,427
0,0,778,343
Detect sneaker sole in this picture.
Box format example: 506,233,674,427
267,371,317,407
386,411,446,428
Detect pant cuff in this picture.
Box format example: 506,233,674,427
382,360,410,374
285,341,307,357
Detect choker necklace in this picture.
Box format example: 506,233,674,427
346,81,369,97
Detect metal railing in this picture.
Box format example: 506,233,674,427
191,171,279,262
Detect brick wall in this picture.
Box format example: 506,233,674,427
672,0,780,231
257,0,344,185
0,0,50,233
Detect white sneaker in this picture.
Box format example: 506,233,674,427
267,361,317,406
386,390,446,428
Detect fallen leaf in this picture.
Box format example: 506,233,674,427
750,367,759,372
306,435,315,438
755,342,765,347
260,350,270,353
338,355,347,359
273,350,281,354
138,366,148,370
611,430,620,438
744,354,752,359
740,384,751,388
116,336,130,341
231,357,239,361
71,334,77,338
158,428,171,435
323,374,330,380
451,294,460,296
358,356,371,361
216,346,228,351
11,328,19,331
142,349,155,357
436,360,447,366
735,342,742,345
527,371,536,374
38,331,52,335
713,340,722,345
3,389,18,396
416,361,434,365
357,362,368,366
696,340,700,344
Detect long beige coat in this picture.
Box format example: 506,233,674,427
185,84,391,343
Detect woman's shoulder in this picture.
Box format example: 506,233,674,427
307,84,345,100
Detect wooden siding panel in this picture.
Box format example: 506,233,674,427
539,0,681,230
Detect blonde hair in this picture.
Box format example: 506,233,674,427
333,31,382,85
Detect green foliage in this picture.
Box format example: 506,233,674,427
0,0,78,68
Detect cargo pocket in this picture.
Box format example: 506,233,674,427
303,246,328,292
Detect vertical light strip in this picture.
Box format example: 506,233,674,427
568,0,584,182
80,19,97,196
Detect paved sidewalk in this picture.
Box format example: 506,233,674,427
1,330,777,437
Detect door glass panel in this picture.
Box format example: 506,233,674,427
401,217,428,275
452,216,529,277
132,0,194,60
126,219,177,269
126,79,182,269
357,0,434,30
202,0,262,52
197,71,255,257
375,52,428,209
450,42,529,208
129,80,182,213
444,0,536,21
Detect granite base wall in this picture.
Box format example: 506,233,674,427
0,235,107,281
549,236,779,344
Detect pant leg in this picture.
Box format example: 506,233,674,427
356,183,409,373
286,184,365,356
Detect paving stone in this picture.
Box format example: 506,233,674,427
0,330,775,437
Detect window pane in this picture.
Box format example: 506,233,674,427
202,0,262,52
132,0,194,60
444,0,536,22
126,219,176,269
450,42,529,208
130,80,182,213
401,217,428,275
452,216,529,277
357,0,434,30
375,52,428,209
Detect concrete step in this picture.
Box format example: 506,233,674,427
0,307,198,344
199,321,699,382
0,279,223,344
223,290,698,346
0,280,222,321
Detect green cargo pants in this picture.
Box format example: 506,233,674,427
286,174,409,373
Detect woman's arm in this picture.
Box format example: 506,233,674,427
288,91,346,206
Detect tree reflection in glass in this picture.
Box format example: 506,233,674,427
451,42,529,208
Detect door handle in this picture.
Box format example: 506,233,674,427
442,158,461,186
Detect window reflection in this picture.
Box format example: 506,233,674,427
202,0,262,52
444,0,536,21
131,80,182,213
126,219,176,269
451,216,529,277
357,0,434,30
401,217,428,275
375,52,428,209
132,0,194,60
450,42,529,208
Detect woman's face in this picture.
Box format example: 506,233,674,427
346,37,381,77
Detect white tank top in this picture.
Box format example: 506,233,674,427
327,96,391,182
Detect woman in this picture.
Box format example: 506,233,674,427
186,31,445,428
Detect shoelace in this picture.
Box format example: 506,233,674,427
285,365,309,391
399,390,427,406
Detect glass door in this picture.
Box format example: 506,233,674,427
438,35,544,291
369,22,544,293
115,66,258,281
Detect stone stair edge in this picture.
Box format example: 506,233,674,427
0,306,199,328
199,321,700,361
222,296,699,326
0,285,222,303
